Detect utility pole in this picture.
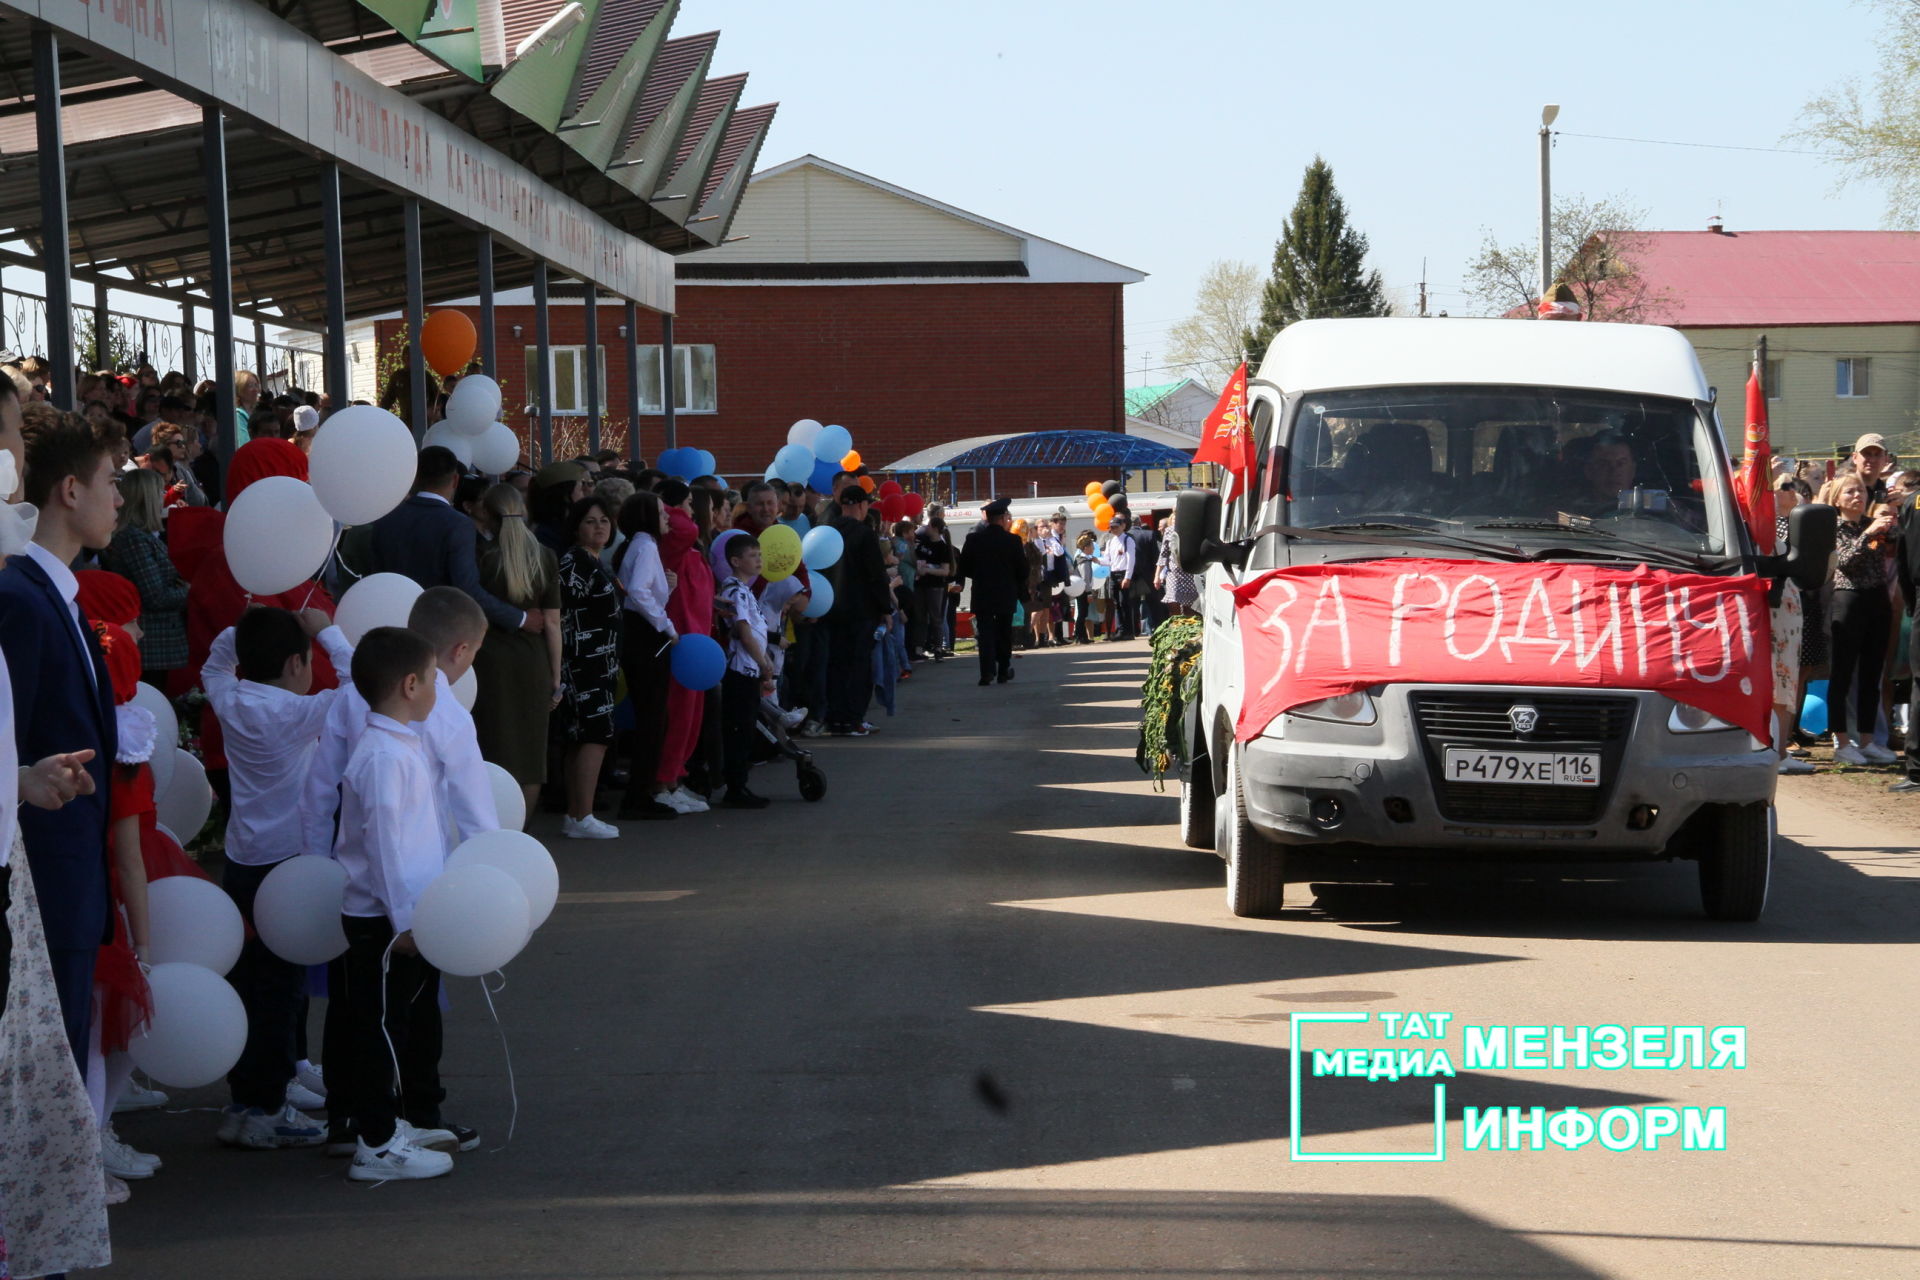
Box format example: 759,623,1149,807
1539,104,1560,303
1418,257,1428,318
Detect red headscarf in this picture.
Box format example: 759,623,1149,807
76,569,141,628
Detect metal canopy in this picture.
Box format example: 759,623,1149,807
886,431,1198,473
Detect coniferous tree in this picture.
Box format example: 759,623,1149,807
1242,157,1389,365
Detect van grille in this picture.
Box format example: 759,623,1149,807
1410,692,1637,825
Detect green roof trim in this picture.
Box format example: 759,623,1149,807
1124,381,1185,416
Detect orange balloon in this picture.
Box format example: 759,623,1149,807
858,475,876,493
1094,509,1112,531
1084,481,1103,497
842,450,862,471
420,310,477,378
1092,500,1113,520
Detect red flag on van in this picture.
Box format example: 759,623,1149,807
1732,361,1773,554
1193,363,1254,484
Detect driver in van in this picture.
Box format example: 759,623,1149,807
1566,433,1637,516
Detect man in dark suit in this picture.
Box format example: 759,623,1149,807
823,487,893,735
367,446,542,637
0,409,122,1066
958,498,1030,686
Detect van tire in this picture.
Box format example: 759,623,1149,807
1697,802,1771,922
1218,745,1286,917
1180,754,1215,851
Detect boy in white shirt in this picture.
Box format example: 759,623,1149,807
304,587,494,1154
204,604,353,1151
717,536,774,810
331,627,456,1182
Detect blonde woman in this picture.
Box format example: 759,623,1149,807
1819,473,1899,766
234,369,261,447
471,483,563,819
100,468,189,682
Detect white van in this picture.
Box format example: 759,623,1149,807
1173,318,1832,922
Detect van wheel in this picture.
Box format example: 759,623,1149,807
1180,754,1215,850
1218,745,1286,917
1697,802,1771,922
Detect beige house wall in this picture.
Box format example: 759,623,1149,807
1679,323,1920,460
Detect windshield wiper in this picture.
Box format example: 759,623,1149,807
1472,519,1710,570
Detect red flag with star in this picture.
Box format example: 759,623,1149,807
1732,359,1773,555
1192,363,1254,486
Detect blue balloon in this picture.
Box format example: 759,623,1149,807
662,448,700,480
802,574,834,618
813,423,852,463
764,463,781,482
801,524,844,570
1093,564,1111,581
1801,678,1829,735
808,458,839,494
668,633,726,691
773,443,814,484
693,449,716,478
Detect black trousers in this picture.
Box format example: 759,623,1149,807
721,669,760,793
620,617,673,807
224,857,307,1110
1907,620,1920,779
976,610,1014,680
1830,588,1891,739
825,616,876,728
325,915,444,1147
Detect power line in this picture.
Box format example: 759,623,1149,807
1554,129,1860,159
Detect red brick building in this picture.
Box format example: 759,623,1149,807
375,156,1143,486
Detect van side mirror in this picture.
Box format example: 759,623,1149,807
1175,490,1222,574
1782,502,1836,593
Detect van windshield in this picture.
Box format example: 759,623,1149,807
1281,385,1735,558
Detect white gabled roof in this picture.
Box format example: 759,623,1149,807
1257,317,1712,402
682,155,1147,285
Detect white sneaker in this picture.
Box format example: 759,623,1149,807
1861,743,1899,764
295,1060,326,1099
1777,755,1816,775
100,1124,160,1178
781,705,809,728
1834,743,1870,766
103,1169,130,1205
221,1103,326,1150
114,1080,168,1113
348,1129,454,1182
670,786,710,814
798,720,825,739
287,1078,327,1111
561,813,620,839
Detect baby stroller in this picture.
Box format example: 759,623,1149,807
753,699,827,802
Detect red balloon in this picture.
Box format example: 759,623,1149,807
902,493,925,518
879,494,908,522
878,479,903,498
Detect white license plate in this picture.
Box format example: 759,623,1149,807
1444,748,1600,787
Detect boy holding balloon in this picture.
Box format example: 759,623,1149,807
718,536,776,810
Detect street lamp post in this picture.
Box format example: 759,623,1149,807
1539,104,1560,304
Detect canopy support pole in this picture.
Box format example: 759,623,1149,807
584,282,600,456
533,261,552,466
203,105,235,470
181,304,196,383
404,198,426,441
34,29,73,409
321,164,348,410
92,285,108,372
660,311,676,451
252,318,266,388
476,232,495,379
624,300,641,464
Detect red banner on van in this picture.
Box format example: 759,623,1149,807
1229,559,1774,743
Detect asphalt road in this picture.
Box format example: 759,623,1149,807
100,640,1920,1279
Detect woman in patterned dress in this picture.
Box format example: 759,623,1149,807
556,496,624,839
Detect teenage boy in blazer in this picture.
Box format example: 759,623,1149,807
0,410,122,1065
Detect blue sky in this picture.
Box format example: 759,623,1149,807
680,0,1897,388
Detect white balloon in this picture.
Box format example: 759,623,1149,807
1064,577,1088,598
224,477,335,596
147,875,245,974
447,829,559,931
452,667,477,711
133,682,177,797
309,406,416,525
470,421,522,475
334,573,424,645
421,421,474,468
787,418,824,449
446,375,503,432
157,749,212,846
486,761,525,830
411,864,530,977
253,856,349,965
129,963,248,1088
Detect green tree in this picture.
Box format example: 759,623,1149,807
1241,156,1390,365
1166,258,1261,388
1461,194,1672,322
1794,0,1920,224
73,311,137,373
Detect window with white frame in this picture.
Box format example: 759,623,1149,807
1836,357,1872,398
634,344,717,414
523,345,608,416
1763,358,1783,401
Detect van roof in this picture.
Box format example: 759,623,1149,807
1255,317,1712,403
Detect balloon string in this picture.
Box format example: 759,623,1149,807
299,525,345,611
481,970,518,1149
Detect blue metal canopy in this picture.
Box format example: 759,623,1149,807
935,430,1195,471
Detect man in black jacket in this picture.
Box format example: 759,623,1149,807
368,446,541,637
824,486,893,735
957,498,1030,686
1890,477,1920,791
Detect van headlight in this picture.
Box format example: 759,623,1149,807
1668,702,1735,733
1290,692,1377,726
